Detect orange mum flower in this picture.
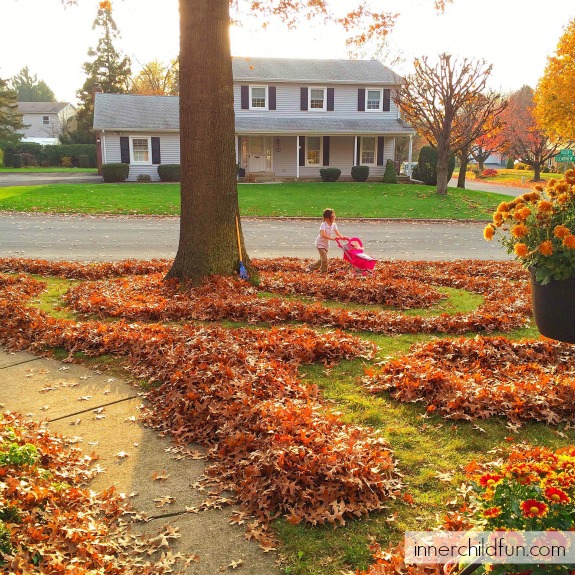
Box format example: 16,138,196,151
483,224,495,240
539,240,554,256
99,0,112,10
497,201,510,213
544,487,570,504
514,207,532,221
483,506,503,518
493,212,503,225
511,224,529,238
479,473,503,488
563,235,575,249
565,169,575,185
538,200,554,213
520,499,548,517
554,225,571,239
514,243,529,257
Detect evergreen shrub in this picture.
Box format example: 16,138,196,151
102,163,129,183
382,159,398,183
157,164,180,182
351,165,369,182
319,168,341,182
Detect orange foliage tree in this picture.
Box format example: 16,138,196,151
129,59,179,96
62,0,452,282
534,18,575,143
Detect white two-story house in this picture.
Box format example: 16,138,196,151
93,57,416,181
18,102,77,145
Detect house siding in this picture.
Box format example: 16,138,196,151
234,83,399,120
22,113,60,138
103,132,180,181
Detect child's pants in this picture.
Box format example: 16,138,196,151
309,248,329,272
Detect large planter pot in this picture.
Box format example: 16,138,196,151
530,269,575,344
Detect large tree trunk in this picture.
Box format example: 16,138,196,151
436,147,450,195
166,0,252,283
532,163,543,181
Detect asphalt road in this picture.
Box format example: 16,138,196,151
0,213,511,261
0,172,101,187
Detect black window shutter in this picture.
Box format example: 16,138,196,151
241,85,249,109
300,87,308,111
323,136,330,166
120,137,130,163
327,88,334,111
377,136,385,166
269,86,276,110
383,89,391,112
151,137,161,165
299,136,306,166
358,88,365,112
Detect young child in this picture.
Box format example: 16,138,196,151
308,208,347,273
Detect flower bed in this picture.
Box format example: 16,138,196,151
363,335,575,423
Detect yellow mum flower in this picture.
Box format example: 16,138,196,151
514,243,529,257
554,225,570,239
483,224,495,240
511,224,529,238
563,235,575,249
539,240,554,256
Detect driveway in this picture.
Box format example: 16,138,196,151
0,213,509,262
0,172,101,187
450,177,530,197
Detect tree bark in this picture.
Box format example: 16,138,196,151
436,147,450,195
457,149,469,189
166,0,252,283
533,163,543,181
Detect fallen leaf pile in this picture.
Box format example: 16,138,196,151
0,270,402,528
0,413,190,574
363,335,575,423
63,259,531,335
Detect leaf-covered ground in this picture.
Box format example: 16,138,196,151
0,257,571,574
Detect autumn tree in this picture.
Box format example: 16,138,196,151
10,66,56,102
534,18,575,142
501,85,559,181
0,78,25,146
67,0,131,144
453,93,507,189
396,53,496,195
471,121,506,172
129,59,179,96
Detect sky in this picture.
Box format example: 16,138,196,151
1,0,574,104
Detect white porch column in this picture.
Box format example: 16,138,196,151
407,135,413,177
354,136,358,166
296,136,300,179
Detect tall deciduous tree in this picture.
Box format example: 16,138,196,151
0,78,25,145
453,93,507,189
534,18,575,142
10,66,56,102
501,85,559,181
69,1,131,144
61,0,452,282
129,59,179,96
396,53,495,195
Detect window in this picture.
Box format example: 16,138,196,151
42,115,50,125
361,137,376,165
306,136,322,165
130,137,151,164
366,89,382,111
250,85,268,109
309,88,326,111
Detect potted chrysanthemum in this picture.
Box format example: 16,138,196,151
484,170,575,343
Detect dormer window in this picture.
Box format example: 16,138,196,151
250,85,268,110
309,88,327,111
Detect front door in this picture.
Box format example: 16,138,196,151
248,136,271,173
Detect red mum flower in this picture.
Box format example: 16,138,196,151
544,487,571,504
483,507,502,518
479,473,503,488
520,499,548,517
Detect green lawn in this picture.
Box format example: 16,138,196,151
0,166,98,173
0,181,513,220
456,168,562,187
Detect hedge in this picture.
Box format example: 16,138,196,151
1,143,97,168
157,164,180,182
102,163,129,183
351,165,369,182
319,168,341,182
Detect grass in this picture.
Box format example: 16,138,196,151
0,166,97,173
0,181,513,220
456,168,563,188
21,270,575,575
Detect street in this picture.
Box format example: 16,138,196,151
0,212,510,261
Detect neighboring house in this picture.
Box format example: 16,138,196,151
93,57,416,182
18,102,77,145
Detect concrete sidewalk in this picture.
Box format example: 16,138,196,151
0,347,280,574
